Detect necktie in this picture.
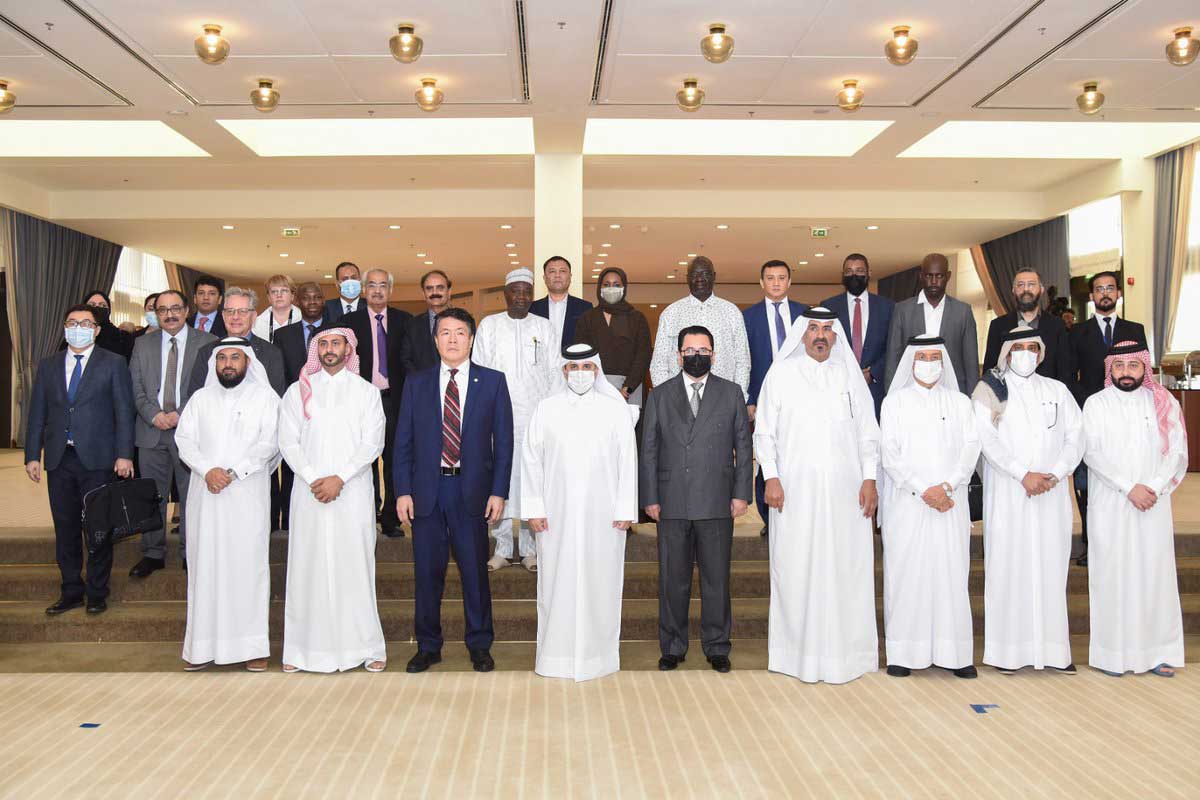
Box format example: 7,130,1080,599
197,316,209,332
375,313,389,378
66,355,83,403
852,298,864,364
345,304,352,315
773,302,786,350
304,323,315,349
690,382,701,418
1103,316,1112,348
162,337,178,413
442,369,461,466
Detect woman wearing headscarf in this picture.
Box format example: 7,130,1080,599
572,267,652,408
58,289,135,360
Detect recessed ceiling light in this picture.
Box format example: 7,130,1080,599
508,252,518,257
504,242,516,248
677,261,688,265
295,260,305,265
715,224,729,230
424,260,433,265
388,224,401,230
601,243,612,248
595,261,605,265
687,253,697,258
798,260,809,265
866,225,879,230
416,252,427,257
221,224,235,230
609,224,621,229
280,253,289,257
814,253,824,257
511,260,520,265
500,224,513,229
667,274,676,279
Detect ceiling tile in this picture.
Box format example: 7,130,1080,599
0,25,39,57
762,56,953,106
984,57,1188,109
603,54,785,104
333,55,519,104
1055,0,1199,60
296,0,516,56
611,1,822,58
156,55,356,104
0,55,123,106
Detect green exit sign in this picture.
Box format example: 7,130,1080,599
282,227,301,238
811,227,829,238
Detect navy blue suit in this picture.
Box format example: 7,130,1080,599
529,295,593,347
821,291,894,418
25,347,135,602
323,297,361,325
394,362,514,653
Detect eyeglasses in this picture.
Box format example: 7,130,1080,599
156,304,186,315
680,348,713,357
1093,286,1119,295
365,282,390,290
267,288,291,297
223,308,255,317
64,320,97,329
1014,281,1040,291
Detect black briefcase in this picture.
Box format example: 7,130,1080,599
968,471,983,523
83,478,163,556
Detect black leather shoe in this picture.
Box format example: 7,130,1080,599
953,665,978,679
406,650,442,673
1053,663,1077,675
758,525,768,538
129,557,165,578
886,664,911,677
658,654,684,671
381,526,405,539
181,558,188,572
469,649,495,673
86,598,107,615
707,655,731,673
45,597,83,615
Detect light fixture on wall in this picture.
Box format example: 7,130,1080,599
676,78,705,112
700,24,734,63
837,79,864,112
415,77,444,112
1075,81,1104,115
195,24,230,64
1166,26,1199,66
0,81,16,114
250,79,279,112
390,23,424,63
884,25,918,66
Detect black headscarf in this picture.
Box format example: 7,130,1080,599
595,267,634,313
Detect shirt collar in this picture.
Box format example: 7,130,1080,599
845,291,866,304
441,360,469,376
1095,310,1117,322
686,374,708,390
917,291,942,307
69,344,95,359
163,326,188,343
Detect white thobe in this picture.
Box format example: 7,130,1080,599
975,372,1082,670
1083,387,1187,674
755,355,881,683
881,384,980,669
521,390,638,681
279,369,387,672
472,311,559,557
176,381,280,665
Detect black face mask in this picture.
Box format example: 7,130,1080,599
88,306,110,325
842,275,868,296
681,354,711,378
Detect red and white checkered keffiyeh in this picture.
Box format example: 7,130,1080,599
1103,340,1180,456
299,327,360,419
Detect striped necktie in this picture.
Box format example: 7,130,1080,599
442,369,461,466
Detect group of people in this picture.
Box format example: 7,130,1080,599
23,251,1186,683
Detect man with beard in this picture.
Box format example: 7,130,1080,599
982,269,1073,383
1068,271,1147,566
822,253,893,419
401,269,452,374
187,286,286,397
885,253,978,395
1082,341,1186,677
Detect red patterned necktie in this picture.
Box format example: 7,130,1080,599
852,298,864,364
442,369,461,466
198,316,209,332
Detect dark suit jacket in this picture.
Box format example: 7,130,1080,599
274,318,330,386
186,312,227,339
400,309,440,374
58,322,134,362
186,333,286,397
886,294,979,395
25,347,135,472
1068,315,1147,406
323,297,362,325
393,362,514,519
983,311,1074,384
530,295,593,345
822,291,894,416
343,306,412,414
130,327,216,449
639,373,753,520
743,298,808,407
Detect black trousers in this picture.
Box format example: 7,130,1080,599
270,463,295,531
656,517,733,658
378,400,399,532
1074,462,1088,549
47,447,114,602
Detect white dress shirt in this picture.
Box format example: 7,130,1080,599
685,373,708,404
917,291,946,337
765,299,794,357
439,360,470,467
845,291,870,344
252,305,300,343
339,297,362,316
156,326,189,408
64,344,95,389
193,311,218,333
1094,311,1118,341
547,295,569,342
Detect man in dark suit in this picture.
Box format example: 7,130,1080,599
529,255,593,346
395,307,514,674
886,253,979,395
641,325,753,673
982,269,1073,383
822,253,894,418
26,304,135,616
324,261,363,323
343,268,412,538
187,286,286,397
188,275,228,339
276,282,330,385
400,269,450,374
1068,270,1147,567
744,259,807,536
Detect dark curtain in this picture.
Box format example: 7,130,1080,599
980,216,1070,316
176,265,223,300
0,208,123,445
1152,144,1195,363
877,265,922,302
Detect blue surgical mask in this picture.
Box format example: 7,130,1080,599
144,311,158,328
65,326,95,349
339,279,362,300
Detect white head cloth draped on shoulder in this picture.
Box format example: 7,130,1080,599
298,327,361,419
560,342,640,424
772,306,860,383
203,337,272,390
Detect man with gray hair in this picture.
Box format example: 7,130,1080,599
188,285,286,397
982,268,1073,383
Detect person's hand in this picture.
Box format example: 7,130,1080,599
152,412,173,431
529,518,548,533
205,467,232,494
862,367,872,384
731,498,749,518
114,458,134,479
746,404,756,422
921,484,951,512
1128,484,1158,511
396,495,414,525
25,461,41,483
765,478,785,511
165,411,181,428
859,479,878,518
619,387,631,399
613,520,632,531
1021,471,1052,497
485,495,505,525
644,504,661,521
311,475,344,504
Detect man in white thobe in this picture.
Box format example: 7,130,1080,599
1083,340,1187,677
972,327,1083,674
521,343,638,681
176,338,280,671
472,267,558,572
279,328,388,673
880,335,980,679
755,307,880,684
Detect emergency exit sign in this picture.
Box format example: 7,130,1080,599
282,227,301,238
810,226,830,238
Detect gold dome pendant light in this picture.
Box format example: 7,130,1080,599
1166,26,1199,66
251,79,280,112
194,24,230,65
700,24,734,63
415,77,444,111
1075,81,1104,115
837,79,863,112
0,81,15,114
676,78,705,112
884,25,918,65
390,23,424,63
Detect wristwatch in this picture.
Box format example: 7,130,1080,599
941,481,953,495
225,468,238,480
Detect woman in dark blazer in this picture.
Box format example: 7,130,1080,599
572,267,652,404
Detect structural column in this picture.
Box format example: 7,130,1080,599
533,154,583,299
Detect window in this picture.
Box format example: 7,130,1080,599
1168,167,1200,353
110,247,169,327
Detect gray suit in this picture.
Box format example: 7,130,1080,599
130,327,215,559
640,372,752,659
885,293,980,395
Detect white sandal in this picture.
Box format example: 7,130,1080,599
282,664,300,673
521,555,538,572
365,660,387,673
183,661,211,672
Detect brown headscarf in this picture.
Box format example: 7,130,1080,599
595,267,634,313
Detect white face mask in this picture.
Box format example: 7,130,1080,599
1009,349,1038,377
912,359,943,386
567,370,595,395
599,286,624,304
144,311,159,328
